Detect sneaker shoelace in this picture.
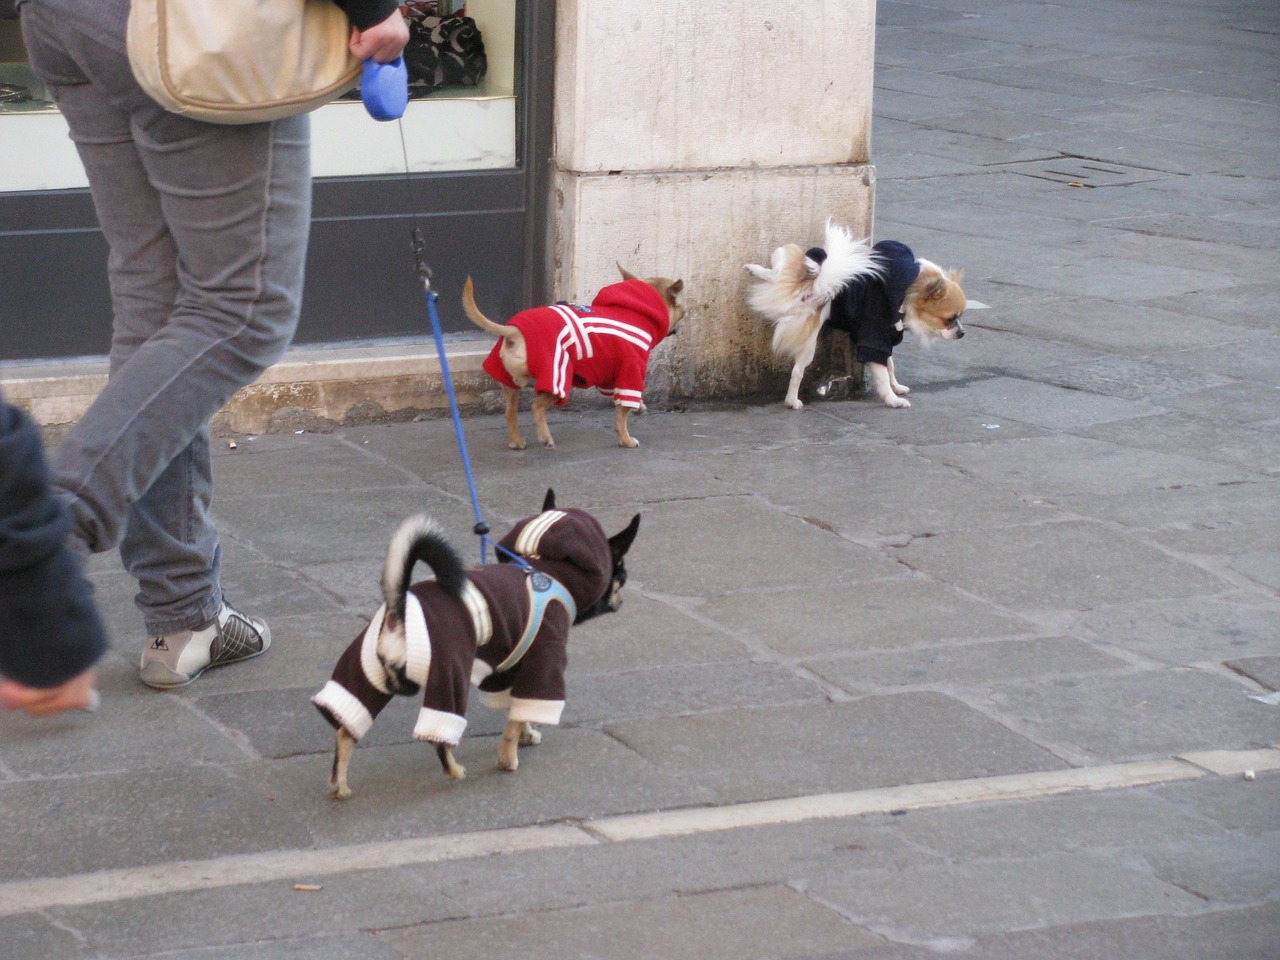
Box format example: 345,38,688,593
209,610,263,666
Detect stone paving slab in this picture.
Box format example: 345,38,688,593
808,635,1129,693
376,885,881,960
892,519,1231,611
1077,412,1280,472
1070,595,1280,666
0,764,314,883
978,670,1280,762
1143,830,1280,904
705,440,1062,538
1225,656,1280,691
807,851,1208,943
868,904,1280,960
570,592,751,674
249,728,715,844
624,495,906,595
604,694,1067,804
926,433,1261,500
699,577,1033,659
565,659,824,725
0,692,248,778
923,376,1167,430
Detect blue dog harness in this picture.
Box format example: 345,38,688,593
493,571,577,673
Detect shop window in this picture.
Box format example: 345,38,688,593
0,0,517,192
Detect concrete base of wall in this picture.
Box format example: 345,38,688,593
0,339,509,439
3,335,867,439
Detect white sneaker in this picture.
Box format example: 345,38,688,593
139,603,271,689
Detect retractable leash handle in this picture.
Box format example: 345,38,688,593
360,56,409,121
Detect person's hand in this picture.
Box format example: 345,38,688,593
350,10,410,64
0,669,98,717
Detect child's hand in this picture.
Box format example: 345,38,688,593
350,10,410,64
0,669,98,716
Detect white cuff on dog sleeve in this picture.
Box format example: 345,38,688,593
413,708,467,746
312,681,375,741
507,697,564,725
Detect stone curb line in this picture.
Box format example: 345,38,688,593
3,747,1276,917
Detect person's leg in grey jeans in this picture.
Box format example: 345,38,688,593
19,1,309,686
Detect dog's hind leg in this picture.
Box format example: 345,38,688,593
497,718,526,771
503,386,526,450
785,337,818,410
498,720,541,772
328,727,358,800
435,743,467,780
615,405,639,448
530,392,558,448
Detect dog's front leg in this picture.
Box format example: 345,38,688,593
615,405,639,447
435,743,467,780
502,386,526,449
497,718,532,771
886,357,911,397
531,392,557,448
868,361,910,408
328,727,358,800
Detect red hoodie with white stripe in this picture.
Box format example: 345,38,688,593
482,279,672,410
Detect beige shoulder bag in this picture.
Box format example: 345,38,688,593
127,0,360,124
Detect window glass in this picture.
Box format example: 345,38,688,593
0,1,517,192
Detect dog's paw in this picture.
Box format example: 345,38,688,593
328,782,352,801
509,438,527,450
618,436,640,448
497,752,518,772
892,383,911,396
446,762,467,781
883,395,911,409
520,724,542,747
539,436,556,449
785,398,804,411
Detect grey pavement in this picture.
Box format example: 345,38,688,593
4,0,1280,957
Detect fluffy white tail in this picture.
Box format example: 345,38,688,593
814,220,881,302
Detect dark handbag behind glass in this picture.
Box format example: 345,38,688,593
402,2,487,97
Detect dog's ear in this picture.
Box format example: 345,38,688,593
948,268,964,283
924,276,949,300
609,514,641,561
542,488,556,512
617,263,640,282
666,278,684,301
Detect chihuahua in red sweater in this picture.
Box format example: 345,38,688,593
464,266,685,449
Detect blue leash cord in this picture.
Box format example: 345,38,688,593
414,229,529,571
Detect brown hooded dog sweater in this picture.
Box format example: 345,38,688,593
312,508,612,745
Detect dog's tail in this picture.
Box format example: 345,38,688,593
462,276,519,338
813,220,882,303
381,515,466,634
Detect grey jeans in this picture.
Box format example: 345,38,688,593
20,2,310,635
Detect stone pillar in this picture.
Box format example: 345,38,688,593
552,1,877,401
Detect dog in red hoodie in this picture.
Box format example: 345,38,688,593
464,266,685,449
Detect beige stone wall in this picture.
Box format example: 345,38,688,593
552,1,877,400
